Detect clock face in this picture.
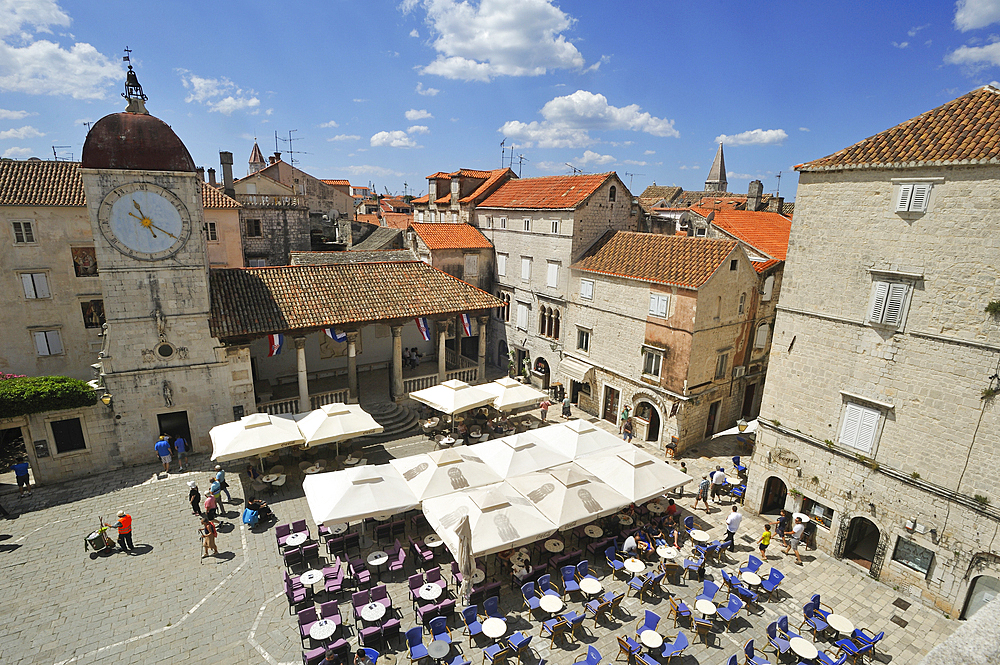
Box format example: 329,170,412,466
98,183,191,260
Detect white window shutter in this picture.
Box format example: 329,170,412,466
34,274,49,299
882,283,909,327
497,254,506,276
648,294,658,316
46,330,62,355
869,281,889,323
762,275,774,301
517,303,528,329
839,403,862,447
33,331,49,355
854,406,880,454
658,295,668,317
547,263,559,287
895,184,913,212
21,274,36,299
754,323,769,348
909,184,929,212
521,258,531,280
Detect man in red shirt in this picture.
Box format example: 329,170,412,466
106,510,134,553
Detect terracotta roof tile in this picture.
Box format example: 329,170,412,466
699,209,791,260
410,194,429,203
459,168,514,204
209,262,502,339
382,212,413,229
291,249,416,265
0,160,239,209
752,258,781,273
799,85,1000,171
322,179,350,186
410,223,493,250
571,231,737,289
479,173,614,210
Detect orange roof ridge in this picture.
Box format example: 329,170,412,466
479,173,614,210
410,222,493,250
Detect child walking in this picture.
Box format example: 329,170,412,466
757,523,772,560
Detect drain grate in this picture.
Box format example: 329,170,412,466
587,417,600,423
741,535,755,543
890,615,908,628
892,597,911,611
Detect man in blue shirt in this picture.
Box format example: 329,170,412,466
214,465,231,502
11,459,30,497
154,435,172,474
174,436,188,472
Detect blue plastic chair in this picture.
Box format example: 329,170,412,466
521,582,541,614
739,555,763,575
406,626,428,663
850,629,884,657
696,580,719,603
835,639,872,663
760,568,784,600
777,615,801,640
683,515,694,533
817,651,849,665
660,631,688,663
561,610,584,637
575,560,598,581
732,456,746,475
634,609,661,639
715,594,744,630
361,648,380,665
765,621,790,658
447,655,472,665
505,631,532,664
668,596,691,628
483,643,510,665
810,594,833,619
572,646,602,665
484,595,503,620
429,616,452,644
605,546,626,578
539,617,569,647
800,600,829,638
724,656,739,665
682,555,703,582
461,605,483,638
537,574,561,597
561,565,581,595
743,639,771,665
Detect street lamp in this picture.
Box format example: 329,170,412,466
100,393,113,407
737,418,748,433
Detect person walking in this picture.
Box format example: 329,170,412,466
724,505,742,545
200,517,218,557
710,466,726,503
771,510,791,548
561,395,572,418
756,524,772,560
783,516,805,565
619,405,631,433
204,491,218,523
188,481,202,516
622,418,634,442
106,510,134,553
674,462,688,496
174,435,189,472
154,434,171,474
538,398,551,422
692,475,711,512
214,465,232,503
11,458,31,497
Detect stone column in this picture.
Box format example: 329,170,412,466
294,336,309,413
346,331,359,403
477,316,489,384
437,321,448,382
391,325,404,400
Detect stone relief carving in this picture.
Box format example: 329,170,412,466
176,347,188,359
141,349,155,363
162,380,173,407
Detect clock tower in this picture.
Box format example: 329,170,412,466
80,61,253,464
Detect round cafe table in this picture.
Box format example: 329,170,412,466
618,514,634,526
261,474,280,483
374,514,392,522
344,456,360,466
579,577,603,597
482,617,507,641
300,569,324,589
420,583,443,601
539,594,564,615
584,525,603,539
695,599,717,618
328,523,348,535
789,637,818,661
640,629,663,649
367,550,388,578
656,546,678,560
826,614,854,636
544,539,564,553
424,534,443,547
427,640,451,663
360,602,386,623
740,571,762,587
690,529,710,544
470,568,486,584
285,532,307,547
304,465,322,474
646,502,665,515
624,557,646,573
309,618,339,642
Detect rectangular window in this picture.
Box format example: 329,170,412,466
896,183,931,213
485,215,492,229
762,275,774,301
642,350,662,377
892,537,934,576
497,253,507,277
451,212,458,224
839,402,880,454
12,220,35,244
550,219,560,234
695,227,707,237
868,281,910,328
523,218,531,231
577,328,591,352
417,211,424,223
546,262,559,288
464,253,479,277
248,258,266,267
81,300,105,329
246,219,262,237
206,221,218,241
20,272,50,299
33,329,63,356
730,259,738,271
754,322,770,349
580,279,594,301
499,217,507,229
801,496,834,529
521,257,531,281
50,417,86,454
715,353,728,380
648,294,669,318
516,303,529,331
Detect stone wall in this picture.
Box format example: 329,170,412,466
239,205,311,266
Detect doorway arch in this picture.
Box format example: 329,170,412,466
961,575,1000,620
844,516,881,570
534,357,550,389
634,401,660,442
761,476,787,515
497,340,509,373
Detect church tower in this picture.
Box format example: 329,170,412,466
248,141,266,174
704,143,728,192
79,56,252,463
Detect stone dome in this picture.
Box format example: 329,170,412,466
82,113,195,172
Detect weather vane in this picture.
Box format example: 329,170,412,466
122,46,149,114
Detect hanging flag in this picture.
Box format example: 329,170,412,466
460,313,473,337
324,328,347,343
415,317,431,341
268,333,284,357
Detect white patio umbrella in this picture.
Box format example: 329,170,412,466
209,412,305,463
302,465,419,526
388,446,504,500
507,462,631,529
423,482,558,557
454,513,475,606
409,379,495,416
576,445,693,504
712,418,759,439
293,402,383,456
532,418,624,459
473,432,572,479
479,376,550,412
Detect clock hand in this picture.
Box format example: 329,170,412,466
148,223,178,240
133,200,146,218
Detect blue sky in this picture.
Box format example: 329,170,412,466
4,0,1000,200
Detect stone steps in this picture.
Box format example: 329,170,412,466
353,402,420,445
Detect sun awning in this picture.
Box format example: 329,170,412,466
303,465,420,525
559,356,593,383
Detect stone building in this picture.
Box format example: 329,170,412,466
565,231,766,451
231,166,311,266
747,86,1000,618
472,172,638,387
411,168,515,224
407,222,494,291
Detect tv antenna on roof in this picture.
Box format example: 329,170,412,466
515,154,528,177
276,129,309,166
775,171,782,197
500,137,506,168
624,172,645,189
565,163,582,175
52,145,72,161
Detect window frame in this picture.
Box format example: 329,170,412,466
247,258,267,268
895,183,932,213
892,537,935,576
32,329,64,356
838,401,882,455
546,261,559,288
206,221,219,242
464,253,479,278
520,256,532,282
497,253,507,278
642,349,662,378
523,218,531,232
761,275,775,301
580,279,594,301
498,216,507,229
754,322,769,349
576,327,591,353
11,220,36,245
714,353,728,380
649,293,669,318
609,185,617,202
48,415,88,455
516,302,529,331
695,227,707,237
867,280,912,330
550,219,560,234
245,218,263,237
20,271,51,300
738,292,746,315
800,496,834,529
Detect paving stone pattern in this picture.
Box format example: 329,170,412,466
0,407,957,664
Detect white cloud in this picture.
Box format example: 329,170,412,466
408,0,588,81
892,41,909,49
0,0,69,38
2,146,32,158
908,24,931,37
0,108,33,119
643,149,655,155
0,125,43,139
415,82,439,96
622,159,647,166
407,125,430,134
410,28,420,37
714,128,788,146
501,89,678,148
371,130,418,148
405,108,433,120
353,98,368,103
946,40,1000,66
344,164,406,178
535,161,562,172
328,134,361,142
955,0,1000,31
576,150,615,166
727,171,755,180
319,120,339,128
799,127,810,132
0,39,120,99
178,70,260,115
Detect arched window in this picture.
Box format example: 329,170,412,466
754,322,769,349
552,310,560,340
762,275,775,301
539,306,548,335
738,292,746,315
609,185,617,202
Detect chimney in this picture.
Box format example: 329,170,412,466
270,151,281,165
207,168,217,187
196,166,205,182
219,151,235,198
746,180,763,212
767,195,785,213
